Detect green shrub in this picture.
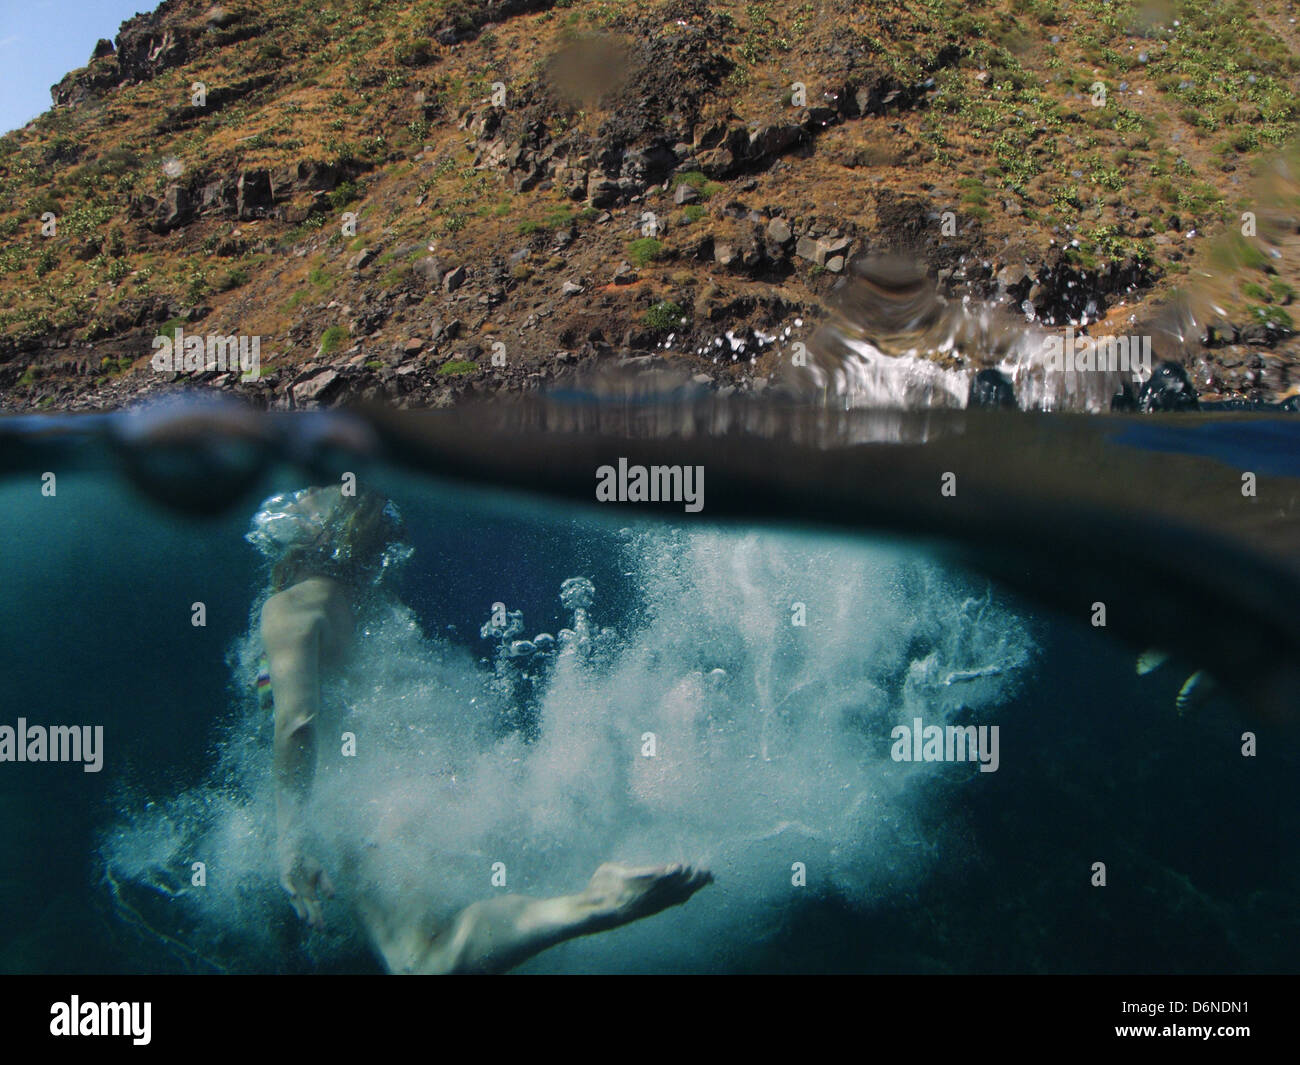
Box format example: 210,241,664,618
672,171,723,199
74,147,141,187
217,267,249,291
395,38,434,67
328,180,360,211
158,317,188,341
627,237,665,267
1251,305,1293,330
643,300,685,330
1269,279,1294,303
518,205,576,235
437,359,477,376
185,268,210,302
319,325,349,354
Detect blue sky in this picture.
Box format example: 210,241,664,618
0,0,155,135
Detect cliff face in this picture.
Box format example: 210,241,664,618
3,0,1300,411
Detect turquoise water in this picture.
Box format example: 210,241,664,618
1,402,1297,973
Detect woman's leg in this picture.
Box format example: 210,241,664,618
357,861,713,974
260,576,353,925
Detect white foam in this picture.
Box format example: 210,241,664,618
102,525,1034,972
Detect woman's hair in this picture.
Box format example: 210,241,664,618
246,485,412,593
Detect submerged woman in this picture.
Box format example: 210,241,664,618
247,484,711,973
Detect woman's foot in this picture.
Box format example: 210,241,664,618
581,861,714,925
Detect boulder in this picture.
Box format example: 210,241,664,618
559,167,588,200
997,264,1032,293
803,106,839,129
443,265,467,293
587,175,623,208
745,122,804,161
696,146,735,176
236,169,273,219
115,21,190,84
796,234,851,267
152,184,194,232
199,178,236,214
292,369,342,407
794,235,820,262
766,217,793,245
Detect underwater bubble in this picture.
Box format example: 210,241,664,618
102,519,1036,973
560,576,595,612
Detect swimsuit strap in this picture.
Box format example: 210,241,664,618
256,653,274,713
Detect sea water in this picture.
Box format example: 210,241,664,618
0,410,1296,974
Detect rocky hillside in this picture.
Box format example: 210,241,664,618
2,0,1300,410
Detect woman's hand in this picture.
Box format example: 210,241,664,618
278,846,335,928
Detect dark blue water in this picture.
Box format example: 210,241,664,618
1,404,1297,974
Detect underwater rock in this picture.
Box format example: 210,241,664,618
1138,361,1200,412
968,368,1017,409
